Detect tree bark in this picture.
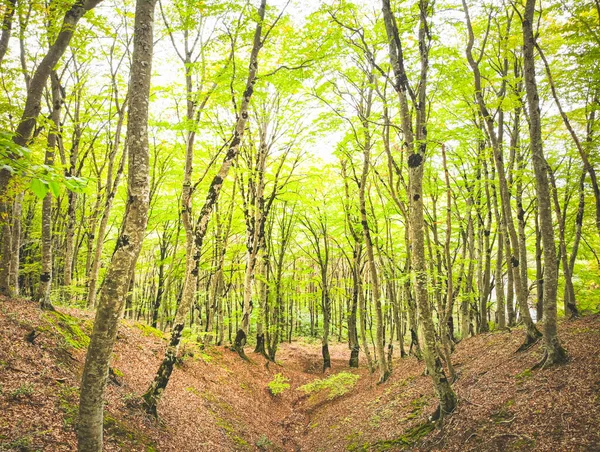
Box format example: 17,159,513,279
382,0,456,417
36,71,62,311
142,0,266,416
522,0,567,366
77,1,155,449
0,0,16,66
8,191,23,294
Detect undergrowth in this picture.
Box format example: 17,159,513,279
298,372,360,400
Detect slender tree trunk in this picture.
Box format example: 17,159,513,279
358,97,389,382
8,192,23,295
348,244,360,367
77,1,155,449
0,0,16,66
535,209,544,321
382,0,456,417
565,170,585,310
37,71,62,311
547,164,578,318
462,197,475,338
522,0,567,366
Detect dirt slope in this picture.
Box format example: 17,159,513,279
0,296,599,451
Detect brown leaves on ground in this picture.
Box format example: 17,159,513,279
0,296,598,451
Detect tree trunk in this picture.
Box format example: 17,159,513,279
37,71,62,311
522,0,567,366
0,0,16,66
8,192,23,295
547,164,578,318
382,0,456,417
142,0,266,415
77,1,155,449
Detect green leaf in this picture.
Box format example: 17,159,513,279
48,179,61,197
30,179,48,199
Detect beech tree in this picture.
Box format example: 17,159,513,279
77,0,157,449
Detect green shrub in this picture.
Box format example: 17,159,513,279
297,372,360,400
267,373,290,396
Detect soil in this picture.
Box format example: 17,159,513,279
0,296,599,451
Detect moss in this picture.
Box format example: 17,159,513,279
58,385,79,428
202,391,249,449
297,372,360,400
43,311,90,350
133,322,165,339
1,435,33,450
367,421,436,451
515,368,533,384
211,411,250,449
346,431,367,451
103,413,157,449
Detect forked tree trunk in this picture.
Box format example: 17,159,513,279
382,0,456,417
77,1,155,449
522,0,567,367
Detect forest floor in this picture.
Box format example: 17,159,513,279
0,296,599,451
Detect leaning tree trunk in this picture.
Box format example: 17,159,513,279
522,0,567,367
142,0,267,417
77,1,155,450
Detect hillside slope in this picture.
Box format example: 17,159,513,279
0,296,598,451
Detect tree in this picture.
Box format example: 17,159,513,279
143,0,268,416
520,0,567,368
381,0,456,418
77,0,157,449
